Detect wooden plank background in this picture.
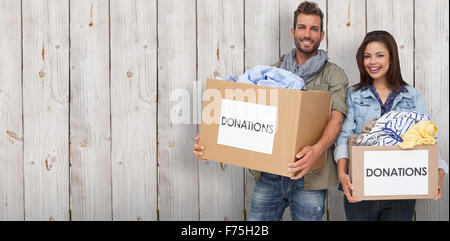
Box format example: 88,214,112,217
0,0,448,221
197,0,245,221
70,0,111,221
22,0,70,221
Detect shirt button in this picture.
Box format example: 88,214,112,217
407,104,410,107
360,102,364,105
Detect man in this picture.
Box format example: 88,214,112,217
193,1,349,221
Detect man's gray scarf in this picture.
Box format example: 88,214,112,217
280,48,329,85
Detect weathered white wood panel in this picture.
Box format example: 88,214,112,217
22,0,70,221
0,0,448,222
244,0,280,70
414,0,449,221
327,0,366,86
280,0,327,58
70,0,112,221
197,0,245,221
367,0,414,86
244,0,279,220
0,0,24,221
110,0,158,221
158,0,199,220
327,0,366,221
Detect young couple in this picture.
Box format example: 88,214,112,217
193,1,448,221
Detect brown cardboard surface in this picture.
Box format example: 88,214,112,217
296,89,331,171
199,78,331,178
349,144,438,200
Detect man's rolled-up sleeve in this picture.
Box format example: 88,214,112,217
328,68,349,117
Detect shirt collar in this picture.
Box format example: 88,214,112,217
360,85,374,99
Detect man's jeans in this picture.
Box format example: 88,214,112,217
344,197,416,221
248,172,327,221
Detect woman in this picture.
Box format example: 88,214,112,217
334,30,448,221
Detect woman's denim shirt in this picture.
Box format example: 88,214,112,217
334,85,448,175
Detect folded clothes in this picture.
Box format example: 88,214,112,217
398,120,437,149
354,111,431,146
348,118,379,146
361,118,379,134
223,65,306,90
378,112,432,146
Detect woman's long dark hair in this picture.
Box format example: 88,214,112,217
354,30,408,91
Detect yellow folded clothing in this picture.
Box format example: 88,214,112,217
398,120,437,149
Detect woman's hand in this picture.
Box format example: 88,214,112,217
193,134,208,161
434,169,445,200
339,173,361,203
337,158,361,203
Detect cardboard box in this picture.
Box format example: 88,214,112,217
349,143,438,200
199,78,331,178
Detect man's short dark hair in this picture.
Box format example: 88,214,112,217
293,1,324,32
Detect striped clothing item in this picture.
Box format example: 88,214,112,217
356,111,430,146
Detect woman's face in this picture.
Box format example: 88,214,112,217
363,41,390,82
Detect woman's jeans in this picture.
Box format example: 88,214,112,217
344,196,416,221
249,172,327,221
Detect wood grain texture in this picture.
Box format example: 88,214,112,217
327,0,366,86
157,0,198,220
0,0,447,221
69,0,112,221
110,0,158,221
0,0,24,221
414,0,449,221
244,0,280,69
197,0,245,221
22,0,70,221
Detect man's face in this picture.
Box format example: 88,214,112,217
291,14,324,55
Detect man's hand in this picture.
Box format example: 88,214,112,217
193,134,208,161
434,169,445,200
288,145,322,180
287,110,344,180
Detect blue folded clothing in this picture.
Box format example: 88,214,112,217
223,65,305,90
